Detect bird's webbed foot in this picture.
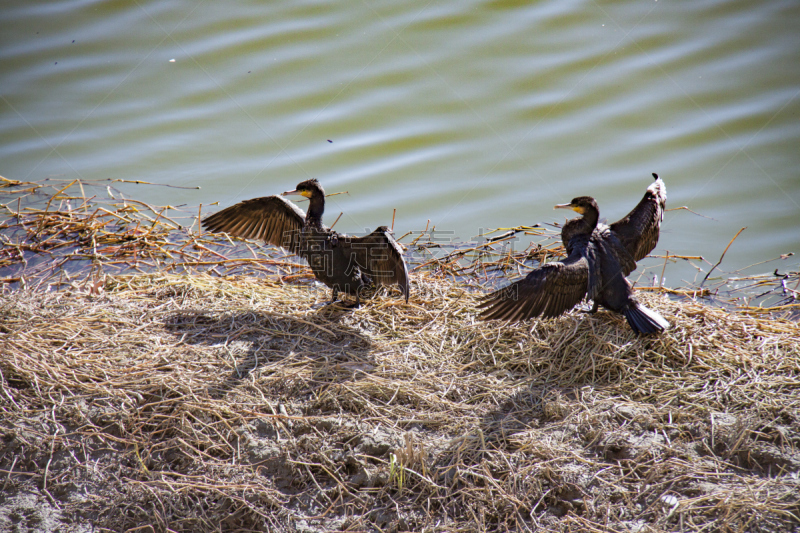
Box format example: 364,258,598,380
325,289,362,309
314,289,345,309
339,293,362,309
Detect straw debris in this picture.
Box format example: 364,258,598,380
1,178,799,532
2,272,799,532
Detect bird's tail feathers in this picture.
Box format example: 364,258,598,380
623,303,669,335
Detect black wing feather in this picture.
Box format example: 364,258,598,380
609,174,666,263
343,226,410,301
478,249,589,322
201,196,306,255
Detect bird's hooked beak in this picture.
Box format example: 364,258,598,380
554,202,585,214
282,189,312,198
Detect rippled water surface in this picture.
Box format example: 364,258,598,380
2,0,799,287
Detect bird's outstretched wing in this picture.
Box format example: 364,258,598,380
201,195,306,255
343,226,409,301
478,249,589,322
609,174,666,263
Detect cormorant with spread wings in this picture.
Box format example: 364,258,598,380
202,179,409,305
478,173,669,334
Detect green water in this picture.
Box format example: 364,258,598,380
2,0,799,288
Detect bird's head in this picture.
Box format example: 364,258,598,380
554,196,597,215
283,179,324,199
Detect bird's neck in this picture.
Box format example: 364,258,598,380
562,208,599,246
305,193,325,228
579,207,599,230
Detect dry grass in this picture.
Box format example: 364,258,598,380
2,272,800,532
1,178,799,532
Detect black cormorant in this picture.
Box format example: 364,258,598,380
202,179,409,304
478,173,669,334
